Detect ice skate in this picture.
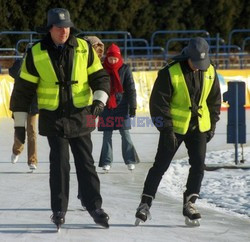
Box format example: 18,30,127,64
11,153,19,164
135,194,153,226
89,208,109,228
29,163,37,171
51,212,65,232
135,203,151,225
183,193,201,227
127,164,135,171
102,165,111,173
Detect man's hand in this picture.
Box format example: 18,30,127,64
91,100,105,116
163,127,178,151
206,126,215,143
129,108,136,117
15,127,26,144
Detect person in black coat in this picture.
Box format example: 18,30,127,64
98,43,139,172
77,35,105,208
10,8,110,228
9,57,39,170
135,37,221,226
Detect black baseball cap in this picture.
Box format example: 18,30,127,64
183,37,210,70
47,8,74,28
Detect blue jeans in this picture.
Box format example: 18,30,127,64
99,129,139,167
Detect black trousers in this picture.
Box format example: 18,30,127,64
143,127,207,198
47,134,102,213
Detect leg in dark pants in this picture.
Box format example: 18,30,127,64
143,132,182,197
184,129,207,196
69,134,102,211
47,136,70,213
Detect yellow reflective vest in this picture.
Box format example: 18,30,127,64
20,38,103,110
168,62,215,134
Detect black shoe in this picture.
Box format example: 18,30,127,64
51,211,66,230
89,208,109,228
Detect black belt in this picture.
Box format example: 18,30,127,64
55,80,78,87
189,105,202,118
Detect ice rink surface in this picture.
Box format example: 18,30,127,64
0,110,250,242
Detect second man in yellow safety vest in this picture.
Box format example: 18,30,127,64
135,37,221,227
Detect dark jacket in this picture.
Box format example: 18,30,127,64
150,59,221,132
98,64,136,131
9,58,39,115
10,33,110,138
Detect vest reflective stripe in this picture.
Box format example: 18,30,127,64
31,38,101,110
20,57,39,84
87,47,103,75
169,63,215,134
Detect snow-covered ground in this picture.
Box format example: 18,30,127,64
159,148,250,218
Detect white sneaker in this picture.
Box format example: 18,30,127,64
29,163,37,170
11,154,19,164
127,164,135,171
102,165,111,172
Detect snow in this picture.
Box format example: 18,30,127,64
0,110,250,241
159,148,250,218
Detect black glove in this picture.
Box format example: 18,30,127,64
91,100,105,116
206,126,215,143
129,108,136,117
163,127,178,151
15,127,26,144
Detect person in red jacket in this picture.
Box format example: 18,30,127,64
98,43,140,172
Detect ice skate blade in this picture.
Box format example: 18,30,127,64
56,225,61,232
185,217,200,227
135,218,145,226
95,221,109,228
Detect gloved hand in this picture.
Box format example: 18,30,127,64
206,126,215,143
91,100,105,116
163,127,178,151
13,112,28,144
15,127,26,144
129,108,136,117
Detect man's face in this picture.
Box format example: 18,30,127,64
188,59,199,72
50,25,70,45
93,44,104,59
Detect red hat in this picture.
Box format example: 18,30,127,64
106,43,121,58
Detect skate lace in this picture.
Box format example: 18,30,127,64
184,202,199,215
137,203,152,219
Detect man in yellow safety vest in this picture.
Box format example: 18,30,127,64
10,8,110,230
135,37,221,227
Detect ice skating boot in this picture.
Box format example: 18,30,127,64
183,193,201,227
135,194,153,226
29,163,37,171
51,211,66,232
89,208,109,228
